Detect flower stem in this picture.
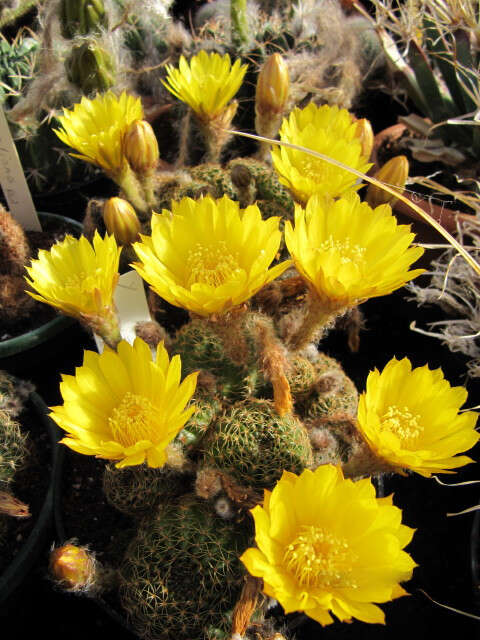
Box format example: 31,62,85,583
253,313,293,416
114,166,149,220
139,171,157,210
82,306,122,350
230,0,249,50
287,292,340,352
206,305,249,366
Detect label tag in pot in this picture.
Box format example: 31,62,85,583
94,270,152,353
0,107,40,231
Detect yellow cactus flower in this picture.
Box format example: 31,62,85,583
357,357,479,477
162,50,248,122
54,91,143,176
240,464,416,625
271,103,372,203
284,193,424,311
132,196,291,317
25,231,121,319
50,338,198,468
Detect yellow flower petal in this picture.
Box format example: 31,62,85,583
54,91,143,174
241,464,415,626
25,232,121,320
50,338,197,468
357,357,479,476
272,103,372,203
285,193,424,310
163,51,247,121
132,195,291,316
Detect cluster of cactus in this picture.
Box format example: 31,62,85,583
369,0,480,162
37,6,439,640
96,301,362,639
0,372,30,541
2,0,381,195
2,0,178,193
193,0,378,112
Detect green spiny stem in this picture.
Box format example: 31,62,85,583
139,172,157,211
114,166,149,220
81,305,122,349
230,0,249,50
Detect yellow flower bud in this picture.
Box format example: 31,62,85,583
123,119,159,174
50,544,95,591
103,197,141,245
255,53,289,117
366,155,409,209
355,118,374,160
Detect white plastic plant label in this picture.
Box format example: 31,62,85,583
0,107,40,230
94,270,152,353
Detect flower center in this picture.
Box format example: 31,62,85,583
317,235,366,265
108,392,157,447
283,525,357,589
380,404,423,445
186,241,241,287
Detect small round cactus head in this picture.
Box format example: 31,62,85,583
204,398,313,490
120,497,251,639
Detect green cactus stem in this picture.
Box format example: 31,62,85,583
60,0,107,39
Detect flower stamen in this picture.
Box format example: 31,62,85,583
186,241,241,287
317,236,366,265
380,405,423,445
109,392,157,447
284,525,357,589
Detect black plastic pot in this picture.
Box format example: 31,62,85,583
0,212,83,375
0,391,62,604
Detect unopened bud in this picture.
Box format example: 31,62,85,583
65,41,115,94
366,155,409,209
103,197,141,245
355,118,374,160
255,53,289,117
123,120,159,174
50,544,96,591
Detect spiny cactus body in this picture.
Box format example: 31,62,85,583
0,409,28,488
0,33,39,108
204,398,312,490
296,353,359,420
0,206,31,276
120,497,250,640
172,319,260,399
103,464,192,517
